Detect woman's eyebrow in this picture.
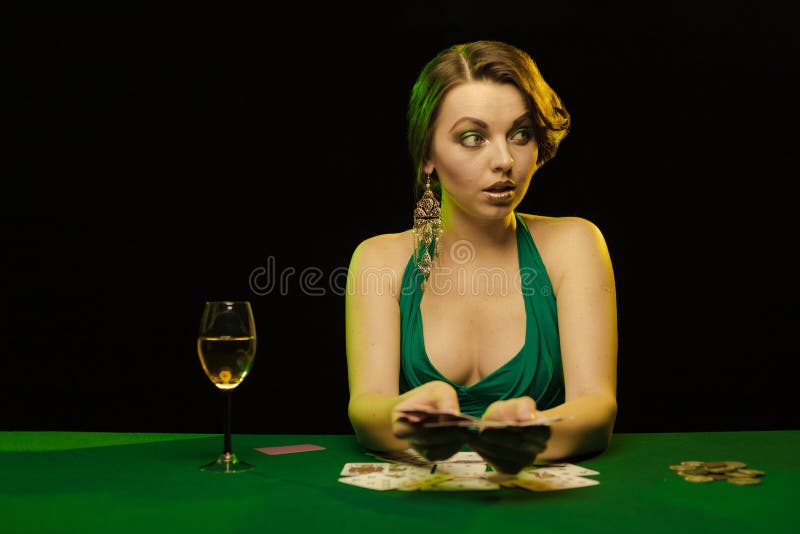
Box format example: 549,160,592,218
448,113,532,133
510,113,534,128
449,116,487,133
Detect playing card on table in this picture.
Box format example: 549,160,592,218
420,476,500,491
438,451,484,463
340,462,431,477
366,448,433,466
433,461,488,477
395,473,455,491
503,474,600,492
338,473,414,491
339,463,444,491
523,462,600,477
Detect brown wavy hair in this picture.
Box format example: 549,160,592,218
407,40,571,197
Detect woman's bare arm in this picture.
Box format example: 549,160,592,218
346,234,466,456
345,234,409,451
533,216,618,460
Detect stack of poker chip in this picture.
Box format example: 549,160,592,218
668,460,766,485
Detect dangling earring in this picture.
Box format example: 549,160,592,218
413,172,442,289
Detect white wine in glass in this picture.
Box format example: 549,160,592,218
197,335,255,390
197,300,256,473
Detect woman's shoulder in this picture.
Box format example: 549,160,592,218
516,212,611,286
347,230,415,300
348,229,415,275
516,212,606,245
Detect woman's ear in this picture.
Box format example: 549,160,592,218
423,161,434,176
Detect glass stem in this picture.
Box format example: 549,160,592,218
223,390,233,456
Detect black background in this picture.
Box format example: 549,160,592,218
3,2,798,435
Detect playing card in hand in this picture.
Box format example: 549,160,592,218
394,409,476,426
395,408,566,429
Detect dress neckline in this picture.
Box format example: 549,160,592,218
417,211,528,390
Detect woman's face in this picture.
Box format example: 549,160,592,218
424,80,538,220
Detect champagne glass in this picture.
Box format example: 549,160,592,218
197,300,256,473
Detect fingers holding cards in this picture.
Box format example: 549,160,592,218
466,439,537,475
465,425,552,475
394,409,473,425
394,405,562,469
476,425,551,448
393,408,471,461
396,408,564,430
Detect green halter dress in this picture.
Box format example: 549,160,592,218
399,211,565,418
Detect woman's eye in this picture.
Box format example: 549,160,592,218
459,132,485,147
510,127,534,144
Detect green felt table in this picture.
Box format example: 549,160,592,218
1,430,796,533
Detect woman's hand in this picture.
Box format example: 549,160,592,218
466,396,552,474
391,381,469,461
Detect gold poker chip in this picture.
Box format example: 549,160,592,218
684,475,715,483
737,469,765,477
727,477,761,486
668,460,765,485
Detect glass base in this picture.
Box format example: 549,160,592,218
200,452,255,474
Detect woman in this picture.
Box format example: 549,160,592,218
345,40,617,474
